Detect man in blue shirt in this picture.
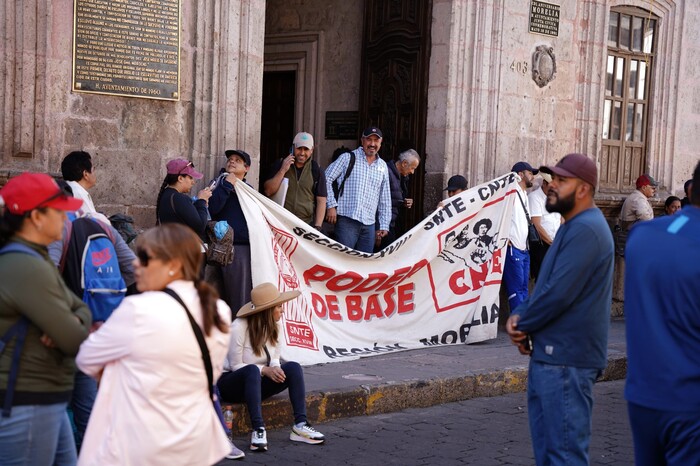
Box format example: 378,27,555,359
324,126,391,253
624,161,700,465
506,153,614,465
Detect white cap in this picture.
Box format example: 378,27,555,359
540,172,552,183
293,132,314,149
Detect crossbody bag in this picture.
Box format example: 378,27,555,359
516,190,543,248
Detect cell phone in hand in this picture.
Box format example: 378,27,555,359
523,335,533,353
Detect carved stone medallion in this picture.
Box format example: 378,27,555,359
532,45,557,88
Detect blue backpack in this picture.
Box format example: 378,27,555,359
60,216,126,322
0,242,40,417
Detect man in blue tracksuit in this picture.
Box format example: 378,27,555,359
624,161,700,465
506,153,614,465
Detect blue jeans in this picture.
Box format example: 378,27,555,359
527,360,599,466
335,215,375,253
217,361,307,429
70,370,97,451
503,244,530,310
628,402,700,466
0,402,77,466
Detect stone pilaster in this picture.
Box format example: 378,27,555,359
189,1,266,184
0,0,50,173
425,0,505,210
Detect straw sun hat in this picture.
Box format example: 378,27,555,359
237,282,301,318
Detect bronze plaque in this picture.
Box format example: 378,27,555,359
529,1,560,37
72,0,180,101
325,111,359,140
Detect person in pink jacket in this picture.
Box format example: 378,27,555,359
76,224,237,465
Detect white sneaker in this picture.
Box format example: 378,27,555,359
290,422,325,444
250,427,267,451
225,438,245,460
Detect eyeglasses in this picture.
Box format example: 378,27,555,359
136,249,155,267
178,161,194,175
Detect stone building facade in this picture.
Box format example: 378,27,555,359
1,1,697,248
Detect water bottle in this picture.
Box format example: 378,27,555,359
223,405,234,439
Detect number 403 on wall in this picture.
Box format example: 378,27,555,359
510,60,528,74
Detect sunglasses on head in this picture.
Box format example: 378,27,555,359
178,161,194,175
136,249,155,267
34,185,73,210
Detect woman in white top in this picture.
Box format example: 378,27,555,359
217,282,325,452
76,224,234,465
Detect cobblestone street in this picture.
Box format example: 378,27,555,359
220,379,633,465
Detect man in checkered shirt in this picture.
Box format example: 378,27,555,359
324,126,391,253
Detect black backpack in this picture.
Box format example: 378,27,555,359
332,152,356,199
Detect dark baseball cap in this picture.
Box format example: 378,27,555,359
445,175,468,191
539,153,597,187
225,149,251,166
362,126,383,138
511,161,539,175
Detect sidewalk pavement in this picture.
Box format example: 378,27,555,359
226,318,627,432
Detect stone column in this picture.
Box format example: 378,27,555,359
425,0,505,210
0,0,50,175
187,0,266,184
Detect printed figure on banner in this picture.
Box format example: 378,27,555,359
438,217,500,268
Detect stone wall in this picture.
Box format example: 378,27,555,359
0,0,266,228
425,0,697,213
2,0,697,231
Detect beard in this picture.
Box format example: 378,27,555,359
525,178,533,188
546,189,575,215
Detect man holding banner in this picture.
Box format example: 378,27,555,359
504,161,537,311
506,153,614,466
324,126,391,253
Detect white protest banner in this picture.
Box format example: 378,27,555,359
234,172,517,365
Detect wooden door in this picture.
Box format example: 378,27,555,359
260,71,296,185
359,0,432,234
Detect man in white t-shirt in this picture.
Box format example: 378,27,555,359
61,150,111,225
528,172,562,280
504,161,537,310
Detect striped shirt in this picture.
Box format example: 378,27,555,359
325,147,391,229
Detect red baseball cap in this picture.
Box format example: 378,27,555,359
0,173,83,215
635,174,658,189
166,159,203,179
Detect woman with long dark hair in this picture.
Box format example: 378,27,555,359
155,159,212,239
76,223,240,464
217,282,325,452
0,173,91,465
664,195,682,215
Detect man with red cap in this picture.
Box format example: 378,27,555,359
620,173,657,230
506,154,614,465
